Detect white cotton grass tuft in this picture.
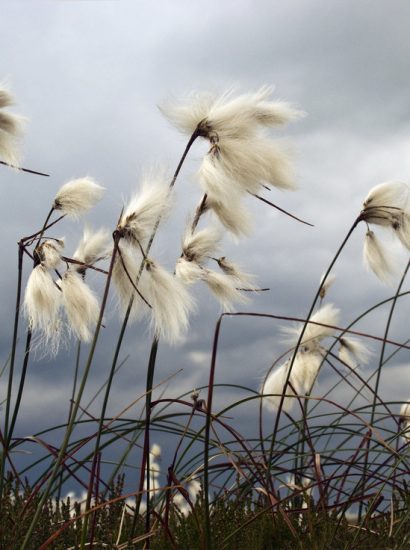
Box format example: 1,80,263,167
0,84,25,165
282,303,340,348
205,193,253,237
361,181,410,250
160,87,304,139
362,181,409,214
150,443,161,459
182,225,221,263
175,257,204,284
201,269,248,311
261,360,302,414
37,239,64,269
53,177,105,218
261,349,324,414
216,136,297,193
24,265,62,340
400,401,410,443
145,259,195,344
118,171,172,246
338,337,371,368
363,230,397,284
216,256,256,288
112,243,149,321
60,271,100,342
73,226,111,271
319,273,336,300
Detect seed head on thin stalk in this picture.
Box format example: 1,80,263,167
319,273,336,301
161,87,303,238
160,87,303,140
0,84,25,165
360,181,410,282
145,259,196,344
24,265,62,354
35,239,64,269
181,225,221,263
53,177,105,218
204,192,253,237
399,401,410,443
201,268,249,311
281,303,340,348
73,225,111,275
117,171,172,246
216,256,256,288
262,304,340,414
60,270,100,343
112,242,150,321
338,337,371,369
363,230,398,284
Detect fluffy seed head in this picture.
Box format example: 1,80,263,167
319,273,336,300
361,181,410,249
282,303,340,348
201,269,248,311
145,259,195,343
363,230,397,284
53,177,105,218
61,270,100,342
36,239,64,269
182,225,221,263
160,87,303,139
175,257,204,284
73,226,111,273
0,85,25,165
205,193,253,237
338,337,371,368
118,172,171,246
112,243,149,321
216,256,256,288
24,265,61,335
400,400,410,442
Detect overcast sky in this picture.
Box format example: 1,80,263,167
1,0,410,486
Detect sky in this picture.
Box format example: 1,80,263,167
1,0,410,489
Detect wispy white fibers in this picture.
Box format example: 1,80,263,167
282,303,340,348
37,239,64,269
145,260,195,343
162,87,302,235
361,181,410,254
201,269,248,311
53,177,105,218
61,271,100,342
24,265,61,341
118,170,171,246
338,337,371,368
261,350,323,414
216,256,256,288
175,257,204,284
73,225,111,271
0,84,25,165
363,230,397,284
319,273,336,300
160,87,303,139
182,225,221,263
261,360,302,413
264,304,340,413
400,401,410,443
205,193,252,237
112,242,149,320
